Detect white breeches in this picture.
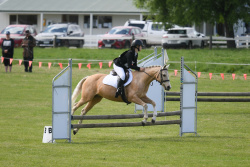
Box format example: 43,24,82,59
113,64,125,81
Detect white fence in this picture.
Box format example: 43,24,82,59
235,35,250,48
205,36,250,48
8,35,250,48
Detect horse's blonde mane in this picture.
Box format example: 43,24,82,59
145,65,162,69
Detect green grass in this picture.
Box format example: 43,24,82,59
0,48,250,167
9,47,250,74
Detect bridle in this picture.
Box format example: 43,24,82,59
156,68,170,85
143,67,170,85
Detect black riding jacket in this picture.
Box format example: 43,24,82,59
113,49,140,71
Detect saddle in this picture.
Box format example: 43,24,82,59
110,69,131,105
110,69,130,83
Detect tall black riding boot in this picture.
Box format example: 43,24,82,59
115,78,124,98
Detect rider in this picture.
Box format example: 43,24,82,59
113,39,145,98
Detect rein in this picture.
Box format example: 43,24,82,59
143,71,154,78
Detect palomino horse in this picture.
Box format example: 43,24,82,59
71,65,171,135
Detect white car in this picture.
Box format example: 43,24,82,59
124,20,167,47
162,27,205,49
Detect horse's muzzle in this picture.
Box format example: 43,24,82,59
165,85,171,91
164,85,171,91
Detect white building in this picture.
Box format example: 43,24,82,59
0,0,147,35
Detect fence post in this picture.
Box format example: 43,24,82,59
209,35,212,50
247,35,249,48
236,35,239,48
53,35,56,48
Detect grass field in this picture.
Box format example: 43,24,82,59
8,47,250,74
0,48,250,167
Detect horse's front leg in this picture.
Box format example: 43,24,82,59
141,96,157,123
130,96,148,125
142,103,148,125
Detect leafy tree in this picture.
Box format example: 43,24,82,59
134,0,250,48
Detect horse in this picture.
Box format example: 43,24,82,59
71,65,171,135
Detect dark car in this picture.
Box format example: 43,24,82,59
36,23,84,48
0,24,37,47
98,26,144,49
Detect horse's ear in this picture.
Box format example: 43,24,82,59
165,59,168,64
164,64,170,69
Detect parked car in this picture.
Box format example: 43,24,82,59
98,26,144,49
0,24,37,47
124,20,170,47
36,23,84,48
162,27,205,49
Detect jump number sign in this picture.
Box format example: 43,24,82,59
44,127,52,134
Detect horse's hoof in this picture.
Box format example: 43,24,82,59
151,119,155,123
73,130,77,135
141,121,146,126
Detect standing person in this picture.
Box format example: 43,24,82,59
113,39,145,98
21,30,36,72
1,31,14,72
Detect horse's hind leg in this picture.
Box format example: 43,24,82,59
73,96,103,135
71,98,86,115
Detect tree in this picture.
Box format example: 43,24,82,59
134,0,250,48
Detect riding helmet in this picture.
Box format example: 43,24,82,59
131,39,144,47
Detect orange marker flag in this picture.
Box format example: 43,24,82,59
10,58,13,65
197,72,201,78
220,73,224,80
209,73,212,80
174,70,178,76
99,62,103,69
1,57,4,63
29,61,32,67
58,63,63,69
108,61,113,67
244,74,247,80
232,73,236,80
48,62,52,69
19,59,22,65
87,63,91,69
39,62,42,68
78,63,82,69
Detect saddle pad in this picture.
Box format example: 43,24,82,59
103,70,133,88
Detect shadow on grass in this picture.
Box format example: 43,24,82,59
69,135,200,145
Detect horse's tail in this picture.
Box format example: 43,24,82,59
71,76,88,107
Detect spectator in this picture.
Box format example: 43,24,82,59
1,31,14,72
21,30,36,72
